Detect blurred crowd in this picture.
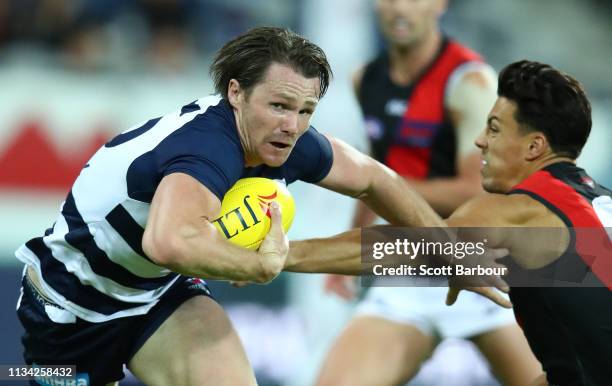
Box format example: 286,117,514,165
0,0,297,72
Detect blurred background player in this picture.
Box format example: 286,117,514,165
318,1,541,385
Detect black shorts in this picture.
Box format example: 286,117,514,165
17,274,213,386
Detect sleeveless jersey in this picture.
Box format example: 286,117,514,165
506,162,612,386
15,95,333,323
358,38,482,179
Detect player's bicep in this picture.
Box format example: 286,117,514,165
143,173,221,263
316,135,378,198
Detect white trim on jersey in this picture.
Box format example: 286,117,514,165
593,195,612,242
91,220,171,278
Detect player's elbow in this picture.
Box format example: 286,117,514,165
352,158,391,200
142,227,188,268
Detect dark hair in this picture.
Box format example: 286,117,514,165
210,26,332,100
498,60,592,159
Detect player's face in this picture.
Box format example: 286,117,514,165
376,0,446,48
230,63,320,167
475,97,535,193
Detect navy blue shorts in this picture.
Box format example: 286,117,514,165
17,275,212,386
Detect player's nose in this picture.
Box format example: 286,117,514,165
281,111,299,135
475,129,487,149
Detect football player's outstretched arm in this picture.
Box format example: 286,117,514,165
285,139,514,307
319,135,445,228
142,172,288,283
285,136,444,274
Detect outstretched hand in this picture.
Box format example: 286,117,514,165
446,246,512,308
446,285,512,308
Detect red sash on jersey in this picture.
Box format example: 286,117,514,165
386,41,482,178
512,170,612,289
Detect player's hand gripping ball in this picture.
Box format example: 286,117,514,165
213,178,295,250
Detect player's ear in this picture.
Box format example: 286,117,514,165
227,79,243,108
525,132,549,161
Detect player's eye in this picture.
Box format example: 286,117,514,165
299,108,313,116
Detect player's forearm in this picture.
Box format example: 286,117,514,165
285,227,440,274
144,226,272,283
169,242,269,282
285,229,363,274
363,165,446,228
408,177,482,218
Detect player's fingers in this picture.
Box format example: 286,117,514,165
445,287,460,305
324,275,344,294
486,274,510,294
268,201,284,235
471,287,512,308
323,275,340,291
327,279,356,300
326,282,349,299
487,247,509,260
337,288,354,300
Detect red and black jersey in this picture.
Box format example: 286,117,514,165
357,37,482,179
509,161,612,288
506,162,612,386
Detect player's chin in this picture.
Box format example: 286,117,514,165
261,149,292,167
261,142,294,164
481,179,507,194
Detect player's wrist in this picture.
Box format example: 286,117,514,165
284,240,308,271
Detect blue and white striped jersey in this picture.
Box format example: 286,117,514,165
16,95,333,323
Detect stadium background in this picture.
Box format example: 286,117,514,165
0,0,610,385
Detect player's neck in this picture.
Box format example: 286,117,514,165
523,155,576,181
536,155,576,171
388,29,442,86
233,109,261,167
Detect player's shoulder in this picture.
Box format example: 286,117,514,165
292,126,332,158
283,127,333,183
447,61,497,92
444,61,497,115
168,98,240,145
448,193,554,227
154,97,244,173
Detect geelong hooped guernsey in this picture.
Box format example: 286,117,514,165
16,95,333,323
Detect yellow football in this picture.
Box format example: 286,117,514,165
213,177,295,250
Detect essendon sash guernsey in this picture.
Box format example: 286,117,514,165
358,38,482,179
509,162,612,288
506,162,612,386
